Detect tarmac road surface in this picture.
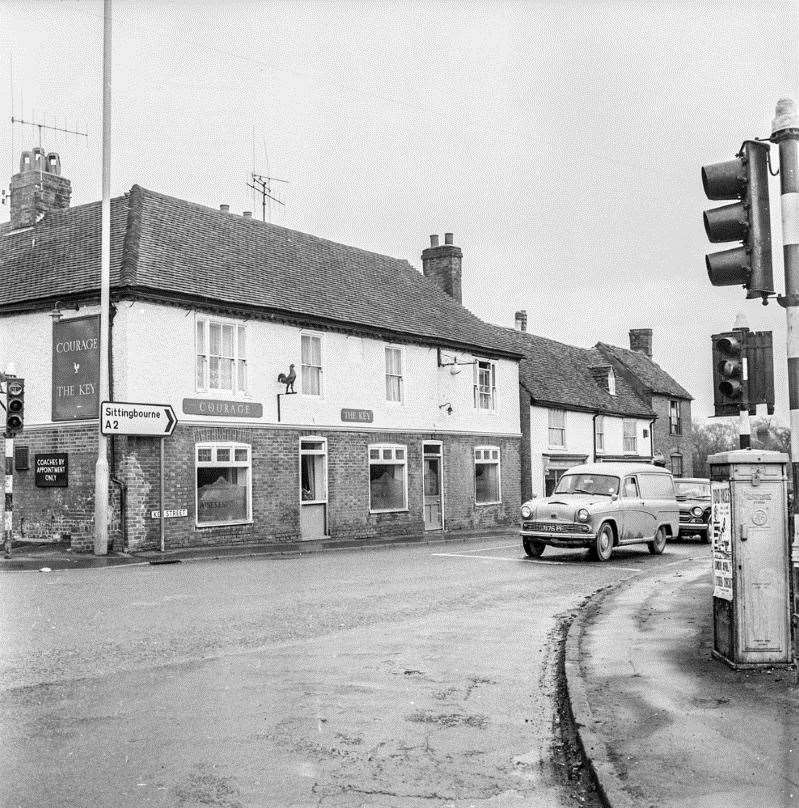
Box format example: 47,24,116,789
0,537,707,807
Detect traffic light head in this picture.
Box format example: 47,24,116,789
5,378,24,436
702,140,773,302
712,333,746,416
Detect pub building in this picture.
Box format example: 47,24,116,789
0,151,522,552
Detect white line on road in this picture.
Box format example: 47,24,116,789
432,552,644,572
458,543,520,553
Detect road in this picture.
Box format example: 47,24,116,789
0,538,707,808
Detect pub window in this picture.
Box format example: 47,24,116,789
623,420,637,453
474,446,501,505
196,317,247,394
670,454,684,477
595,415,605,452
473,360,497,411
385,345,404,403
195,442,252,526
301,332,323,396
548,409,566,447
368,444,407,513
669,400,682,436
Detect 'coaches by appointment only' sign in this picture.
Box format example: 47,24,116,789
100,402,178,436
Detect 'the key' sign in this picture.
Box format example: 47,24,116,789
100,401,177,436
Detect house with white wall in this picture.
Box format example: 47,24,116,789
0,151,522,552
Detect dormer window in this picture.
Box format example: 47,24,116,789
589,364,615,395
608,369,616,396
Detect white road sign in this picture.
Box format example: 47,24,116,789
100,401,177,436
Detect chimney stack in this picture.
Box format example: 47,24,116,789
242,210,252,218
629,328,653,358
514,310,528,332
422,232,463,304
10,147,71,229
219,204,230,214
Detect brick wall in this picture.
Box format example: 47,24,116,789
114,424,521,551
652,395,693,476
9,424,121,552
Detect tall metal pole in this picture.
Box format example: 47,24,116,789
94,0,112,555
772,97,799,661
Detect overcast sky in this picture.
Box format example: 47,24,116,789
2,1,798,423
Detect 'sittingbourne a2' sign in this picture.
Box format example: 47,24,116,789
100,401,178,437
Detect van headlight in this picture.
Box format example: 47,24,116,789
691,506,703,517
521,504,533,519
576,508,590,523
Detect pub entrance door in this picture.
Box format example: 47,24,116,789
423,442,444,531
300,437,328,539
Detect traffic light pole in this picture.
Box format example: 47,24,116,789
738,409,751,449
772,98,799,662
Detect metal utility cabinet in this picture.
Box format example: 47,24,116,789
708,450,792,668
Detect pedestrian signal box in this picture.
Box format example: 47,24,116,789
708,450,791,668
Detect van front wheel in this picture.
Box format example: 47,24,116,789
648,527,667,555
589,523,614,562
523,539,545,558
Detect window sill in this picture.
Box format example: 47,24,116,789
195,389,252,399
369,507,409,515
301,499,328,506
195,519,254,529
475,500,502,507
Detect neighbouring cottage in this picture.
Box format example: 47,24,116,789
0,150,523,552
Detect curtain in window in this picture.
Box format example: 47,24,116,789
302,335,322,395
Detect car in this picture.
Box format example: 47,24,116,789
674,477,711,542
519,462,679,562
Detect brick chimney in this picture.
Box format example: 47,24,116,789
10,148,71,229
422,232,462,304
514,310,528,332
629,328,653,358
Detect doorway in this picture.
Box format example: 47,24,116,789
423,442,444,531
300,437,328,539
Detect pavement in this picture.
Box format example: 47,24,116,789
0,525,518,571
566,556,799,808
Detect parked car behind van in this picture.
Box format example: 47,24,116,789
674,477,711,541
519,462,679,561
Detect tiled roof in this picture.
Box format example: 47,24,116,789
497,328,655,417
595,342,693,400
0,186,521,358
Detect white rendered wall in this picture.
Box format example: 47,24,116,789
0,302,520,436
529,405,652,496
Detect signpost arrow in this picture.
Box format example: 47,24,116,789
100,401,177,436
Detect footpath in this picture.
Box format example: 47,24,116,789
0,526,517,571
566,558,799,808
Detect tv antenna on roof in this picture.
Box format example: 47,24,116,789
247,172,288,223
11,113,88,147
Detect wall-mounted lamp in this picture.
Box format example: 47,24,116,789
437,348,477,376
438,402,453,415
49,300,80,322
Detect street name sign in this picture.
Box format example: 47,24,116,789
101,401,177,436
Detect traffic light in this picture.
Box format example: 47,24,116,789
712,332,747,416
702,140,773,302
5,378,25,435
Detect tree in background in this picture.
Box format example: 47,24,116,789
690,418,791,478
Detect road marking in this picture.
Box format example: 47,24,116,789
432,552,646,572
458,543,520,553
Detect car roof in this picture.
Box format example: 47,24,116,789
562,462,673,476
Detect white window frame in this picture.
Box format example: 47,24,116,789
608,369,616,396
623,420,637,453
194,441,252,527
299,436,328,506
548,409,566,448
195,315,247,395
301,331,324,397
385,344,404,404
474,359,497,412
474,445,502,505
368,443,408,514
595,415,605,452
669,400,682,436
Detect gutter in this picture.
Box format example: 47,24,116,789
592,413,598,462
649,417,656,462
